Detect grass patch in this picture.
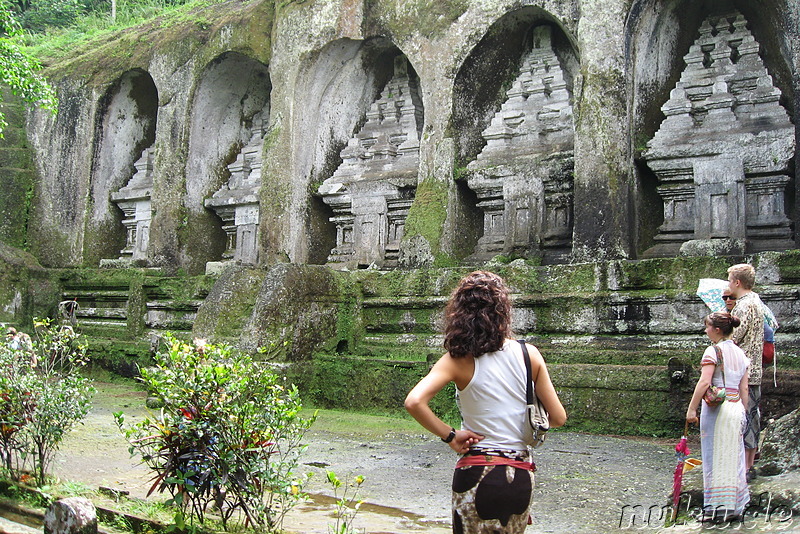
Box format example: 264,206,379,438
304,407,423,437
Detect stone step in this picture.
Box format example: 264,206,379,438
0,515,39,534
61,289,130,300
75,307,127,319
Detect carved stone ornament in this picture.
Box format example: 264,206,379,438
110,147,154,262
205,110,269,266
465,25,575,264
643,12,795,257
318,55,423,269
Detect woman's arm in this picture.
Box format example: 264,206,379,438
739,369,749,411
527,344,567,428
405,353,484,453
686,363,715,424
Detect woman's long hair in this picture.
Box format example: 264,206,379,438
444,271,512,358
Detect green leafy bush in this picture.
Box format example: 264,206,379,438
116,335,316,532
20,0,83,31
0,319,94,486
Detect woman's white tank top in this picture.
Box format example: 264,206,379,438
456,339,533,450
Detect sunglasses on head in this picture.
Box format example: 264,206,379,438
722,295,737,301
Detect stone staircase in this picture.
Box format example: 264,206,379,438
57,269,214,374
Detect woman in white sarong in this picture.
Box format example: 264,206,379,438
686,311,750,522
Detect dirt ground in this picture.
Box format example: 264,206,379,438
49,379,791,534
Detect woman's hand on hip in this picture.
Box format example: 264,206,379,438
449,430,484,454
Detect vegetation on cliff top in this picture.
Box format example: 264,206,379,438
18,0,277,83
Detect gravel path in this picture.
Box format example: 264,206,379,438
49,381,709,533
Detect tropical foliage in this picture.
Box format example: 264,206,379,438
0,1,57,136
0,318,94,485
116,335,316,532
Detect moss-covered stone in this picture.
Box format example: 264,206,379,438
0,91,37,250
194,266,267,344
287,356,694,436
4,252,797,438
87,338,153,377
39,0,276,86
0,241,56,326
402,177,453,267
614,256,735,291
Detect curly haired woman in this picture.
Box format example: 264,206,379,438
405,271,566,533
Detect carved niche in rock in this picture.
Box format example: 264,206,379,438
109,147,154,262
465,25,575,264
643,12,795,258
205,111,269,266
318,56,423,269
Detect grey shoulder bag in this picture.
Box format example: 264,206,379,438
519,339,549,447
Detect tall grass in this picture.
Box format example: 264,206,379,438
20,0,209,60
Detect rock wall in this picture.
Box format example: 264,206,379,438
7,0,796,274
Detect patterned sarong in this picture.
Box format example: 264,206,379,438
451,449,535,534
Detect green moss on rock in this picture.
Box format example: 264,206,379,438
39,0,276,86
403,178,452,267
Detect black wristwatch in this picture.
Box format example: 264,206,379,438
442,427,456,443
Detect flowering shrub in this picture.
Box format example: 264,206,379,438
116,335,316,532
0,318,94,485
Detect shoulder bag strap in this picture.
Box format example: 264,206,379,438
713,344,726,388
518,339,534,404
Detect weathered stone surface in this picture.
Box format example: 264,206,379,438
239,264,341,359
12,0,796,272
43,497,97,534
759,406,800,475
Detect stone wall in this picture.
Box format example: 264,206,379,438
2,251,791,436
7,0,796,274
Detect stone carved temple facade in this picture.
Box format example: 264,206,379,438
205,111,269,267
643,12,795,257
15,0,799,275
465,25,575,264
109,147,154,263
318,56,423,269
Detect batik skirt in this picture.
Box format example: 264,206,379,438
451,450,535,534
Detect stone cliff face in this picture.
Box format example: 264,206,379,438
12,0,798,274
1,0,799,436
